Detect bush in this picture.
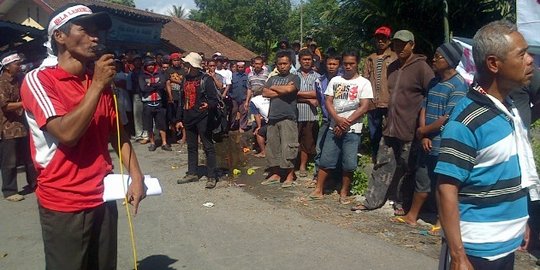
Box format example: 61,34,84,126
351,154,371,195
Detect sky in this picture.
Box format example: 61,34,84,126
134,0,197,16
135,0,301,16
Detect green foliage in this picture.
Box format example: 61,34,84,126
168,5,189,19
307,162,316,174
532,137,540,171
351,155,371,195
105,0,135,7
531,124,540,170
287,0,340,51
190,0,291,54
330,0,516,57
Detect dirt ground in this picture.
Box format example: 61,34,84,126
216,132,540,270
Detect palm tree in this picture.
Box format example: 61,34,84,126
168,5,189,19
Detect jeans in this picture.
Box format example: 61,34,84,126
132,94,147,138
367,108,387,160
318,131,361,172
314,120,330,169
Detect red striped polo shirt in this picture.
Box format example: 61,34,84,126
20,65,117,212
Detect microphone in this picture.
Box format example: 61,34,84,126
93,44,108,58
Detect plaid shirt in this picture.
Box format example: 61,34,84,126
297,69,320,122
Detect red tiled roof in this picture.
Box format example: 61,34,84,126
40,0,256,60
162,18,256,61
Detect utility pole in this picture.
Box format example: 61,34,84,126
443,0,449,42
300,0,304,45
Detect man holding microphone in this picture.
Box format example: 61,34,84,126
20,4,145,269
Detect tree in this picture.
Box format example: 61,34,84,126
330,0,516,57
168,5,189,19
105,0,135,8
287,0,340,53
190,0,292,55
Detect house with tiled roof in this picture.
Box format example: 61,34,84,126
0,0,256,60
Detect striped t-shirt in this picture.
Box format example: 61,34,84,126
297,70,320,122
435,89,528,260
422,73,469,156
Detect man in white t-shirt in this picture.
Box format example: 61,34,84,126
308,51,373,204
250,95,270,157
215,57,232,95
215,56,233,131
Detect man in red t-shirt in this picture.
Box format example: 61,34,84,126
20,4,145,269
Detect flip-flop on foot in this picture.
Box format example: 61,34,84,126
307,194,324,201
261,178,280,185
281,181,297,188
351,204,369,212
390,216,417,227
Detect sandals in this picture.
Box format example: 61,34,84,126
281,181,296,188
260,178,280,186
254,153,266,158
390,216,417,227
307,194,324,201
298,170,308,178
339,196,355,205
417,225,442,237
351,204,370,212
427,225,441,236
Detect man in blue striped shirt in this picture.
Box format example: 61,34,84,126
436,20,535,270
396,42,468,228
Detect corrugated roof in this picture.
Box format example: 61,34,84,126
41,0,256,60
43,0,169,23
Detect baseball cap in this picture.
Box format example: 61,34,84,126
47,4,111,37
392,30,415,42
374,26,391,38
170,52,182,60
143,57,156,66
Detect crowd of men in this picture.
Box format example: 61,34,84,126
1,3,540,269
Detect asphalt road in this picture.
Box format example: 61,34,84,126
1,141,440,270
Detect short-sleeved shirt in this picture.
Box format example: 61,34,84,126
216,69,232,85
266,73,300,122
423,73,469,155
249,95,270,122
166,66,185,100
0,72,27,139
230,72,248,102
297,70,320,122
324,75,373,133
248,68,270,96
435,89,528,260
20,66,117,212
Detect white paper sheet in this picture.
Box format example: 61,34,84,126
103,174,162,202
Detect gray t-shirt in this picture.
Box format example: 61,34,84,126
266,73,300,122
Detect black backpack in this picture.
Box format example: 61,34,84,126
201,74,227,134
